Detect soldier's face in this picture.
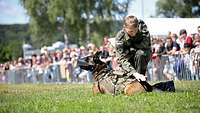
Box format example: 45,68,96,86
124,25,138,37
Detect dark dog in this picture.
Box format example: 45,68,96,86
79,51,175,95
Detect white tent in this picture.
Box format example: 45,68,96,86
52,41,65,49
144,18,200,35
22,44,32,50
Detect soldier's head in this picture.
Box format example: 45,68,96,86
123,15,139,37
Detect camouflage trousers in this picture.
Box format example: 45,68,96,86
128,50,151,75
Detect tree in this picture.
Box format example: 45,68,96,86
20,0,57,47
20,0,131,47
156,0,200,18
0,24,29,62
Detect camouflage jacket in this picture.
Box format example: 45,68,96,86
115,19,151,74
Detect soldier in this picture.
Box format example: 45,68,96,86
115,15,151,81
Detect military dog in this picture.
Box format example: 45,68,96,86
79,51,175,96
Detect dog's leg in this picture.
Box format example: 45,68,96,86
92,84,99,95
92,83,101,95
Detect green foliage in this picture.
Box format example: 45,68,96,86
156,0,200,18
0,81,200,113
0,40,22,62
5,39,23,60
90,32,103,47
0,24,29,63
20,0,58,47
20,0,130,47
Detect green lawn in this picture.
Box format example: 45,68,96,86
0,81,200,113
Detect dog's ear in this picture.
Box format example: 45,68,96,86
93,51,103,64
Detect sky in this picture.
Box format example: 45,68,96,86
0,0,158,24
128,0,158,19
0,0,198,35
0,0,29,24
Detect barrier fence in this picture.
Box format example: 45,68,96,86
0,53,200,84
147,52,200,81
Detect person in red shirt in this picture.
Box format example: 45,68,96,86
177,29,193,49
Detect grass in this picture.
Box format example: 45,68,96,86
0,81,200,113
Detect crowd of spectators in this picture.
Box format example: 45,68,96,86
150,26,200,80
0,36,117,83
0,26,200,83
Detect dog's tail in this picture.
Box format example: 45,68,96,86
152,80,175,92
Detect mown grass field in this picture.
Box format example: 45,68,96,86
0,81,200,113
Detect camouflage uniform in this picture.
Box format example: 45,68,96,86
115,19,151,77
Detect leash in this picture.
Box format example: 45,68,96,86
139,81,153,92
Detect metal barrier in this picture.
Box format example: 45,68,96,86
4,65,62,84
1,52,200,84
190,52,200,80
2,63,92,84
148,52,200,81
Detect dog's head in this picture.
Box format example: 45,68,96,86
78,51,107,72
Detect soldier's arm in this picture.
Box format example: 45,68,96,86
115,30,136,74
115,30,146,81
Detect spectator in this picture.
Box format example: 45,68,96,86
151,38,165,81
78,46,87,59
165,36,180,55
177,29,193,49
193,33,200,48
197,26,200,36
103,36,111,48
31,54,37,68
16,57,25,68
170,33,178,42
54,50,63,63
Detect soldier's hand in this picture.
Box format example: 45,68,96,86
134,72,146,81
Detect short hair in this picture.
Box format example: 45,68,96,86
179,29,187,35
198,26,200,29
124,15,138,28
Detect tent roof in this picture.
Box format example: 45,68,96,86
144,18,200,35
